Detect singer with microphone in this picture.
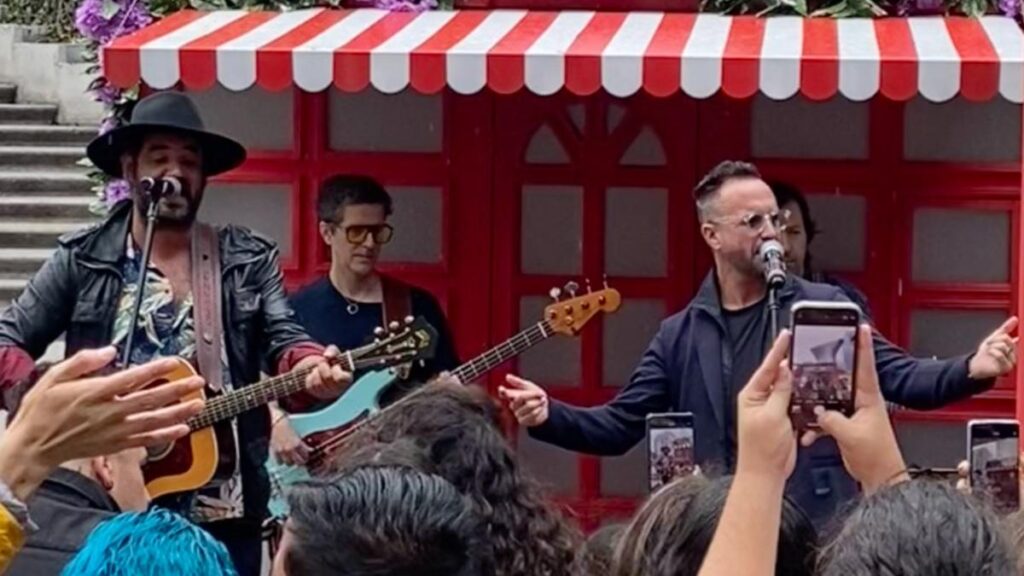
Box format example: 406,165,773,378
0,91,353,575
499,160,1018,526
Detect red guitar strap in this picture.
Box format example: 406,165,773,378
192,222,224,392
381,275,412,326
380,275,413,379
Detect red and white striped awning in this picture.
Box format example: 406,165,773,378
103,9,1024,103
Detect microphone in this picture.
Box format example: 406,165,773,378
140,176,183,198
757,239,787,288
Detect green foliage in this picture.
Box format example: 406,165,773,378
147,0,342,16
0,0,80,42
702,0,889,16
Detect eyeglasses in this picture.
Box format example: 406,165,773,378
710,209,790,234
333,224,394,245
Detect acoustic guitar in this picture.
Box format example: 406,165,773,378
266,281,621,517
143,317,437,499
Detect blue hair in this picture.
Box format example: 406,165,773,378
61,508,239,576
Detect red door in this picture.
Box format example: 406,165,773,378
489,91,698,528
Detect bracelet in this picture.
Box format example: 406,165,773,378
271,413,289,428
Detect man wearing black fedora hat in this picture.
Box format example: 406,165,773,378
0,91,353,575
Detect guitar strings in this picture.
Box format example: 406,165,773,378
304,319,556,468
193,353,407,429
188,332,421,430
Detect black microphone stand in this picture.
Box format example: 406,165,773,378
768,282,781,340
120,189,162,368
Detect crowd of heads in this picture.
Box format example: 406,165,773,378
264,375,1024,576
15,348,1024,576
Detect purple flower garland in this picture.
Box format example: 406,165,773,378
76,0,154,210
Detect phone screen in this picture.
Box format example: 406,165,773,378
969,421,1020,514
789,304,859,430
646,413,695,492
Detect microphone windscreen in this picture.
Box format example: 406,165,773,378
758,239,785,259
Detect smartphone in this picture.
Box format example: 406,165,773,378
968,419,1020,513
646,412,695,492
789,301,860,430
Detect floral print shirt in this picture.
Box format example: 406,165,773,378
113,240,244,522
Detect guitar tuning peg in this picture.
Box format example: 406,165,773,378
404,315,414,324
585,278,593,293
602,274,609,289
388,320,400,331
564,281,579,298
549,287,562,301
373,326,386,337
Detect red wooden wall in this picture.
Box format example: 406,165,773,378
204,86,1021,529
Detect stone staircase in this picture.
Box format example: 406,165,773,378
0,81,97,318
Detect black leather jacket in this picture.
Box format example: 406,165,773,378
5,469,120,576
0,200,319,521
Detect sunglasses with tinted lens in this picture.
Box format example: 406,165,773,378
341,224,394,245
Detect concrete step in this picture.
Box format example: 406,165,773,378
0,248,55,275
0,171,93,195
0,84,15,105
0,104,57,125
0,146,85,170
0,220,94,248
0,196,94,220
0,125,96,146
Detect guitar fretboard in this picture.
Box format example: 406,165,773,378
451,320,554,385
188,342,396,431
310,318,558,461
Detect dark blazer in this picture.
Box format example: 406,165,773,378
5,469,120,576
530,272,991,525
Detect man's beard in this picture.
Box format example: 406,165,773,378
134,187,200,229
731,249,764,281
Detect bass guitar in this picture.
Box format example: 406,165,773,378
266,281,621,517
143,317,437,499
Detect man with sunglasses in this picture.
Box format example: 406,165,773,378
272,174,460,466
500,160,1017,527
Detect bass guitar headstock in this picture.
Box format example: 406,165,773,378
544,278,621,336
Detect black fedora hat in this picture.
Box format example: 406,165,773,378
87,91,246,178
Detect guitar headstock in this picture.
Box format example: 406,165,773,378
358,317,439,371
544,278,621,336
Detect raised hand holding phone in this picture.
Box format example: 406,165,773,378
788,301,859,431
804,324,908,495
736,330,797,481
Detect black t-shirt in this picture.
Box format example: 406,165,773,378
722,297,770,461
289,277,460,405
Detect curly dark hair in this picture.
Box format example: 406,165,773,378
325,381,582,576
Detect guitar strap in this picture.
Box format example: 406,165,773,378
192,222,224,392
381,275,412,326
380,275,413,379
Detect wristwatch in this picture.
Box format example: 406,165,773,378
0,480,35,533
